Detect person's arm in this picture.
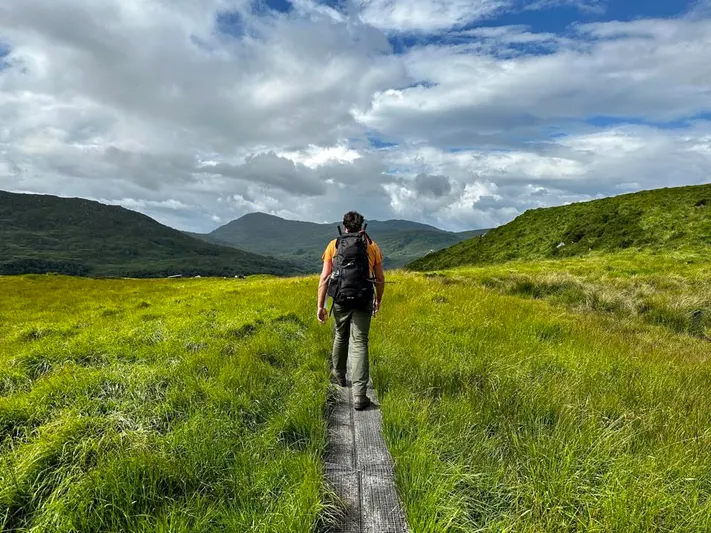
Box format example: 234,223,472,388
373,261,385,314
317,259,332,323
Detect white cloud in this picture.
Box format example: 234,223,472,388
0,0,405,151
351,0,608,34
105,197,192,211
524,0,607,15
368,121,711,230
278,145,363,168
290,0,348,22
355,0,511,33
687,134,711,155
0,0,710,234
458,25,562,46
354,18,711,146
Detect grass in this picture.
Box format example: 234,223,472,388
371,264,711,532
3,254,711,532
0,275,333,532
417,250,711,340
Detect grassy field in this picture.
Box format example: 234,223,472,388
373,259,711,532
2,257,711,532
417,250,711,340
0,275,333,532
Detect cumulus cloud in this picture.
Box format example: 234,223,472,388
355,0,511,33
203,153,328,196
0,0,405,150
354,18,711,147
0,0,406,229
374,122,711,230
414,173,452,197
0,0,710,233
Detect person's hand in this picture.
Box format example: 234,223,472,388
372,299,381,317
317,307,328,324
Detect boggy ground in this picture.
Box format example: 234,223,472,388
0,275,332,532
2,259,711,532
375,254,711,532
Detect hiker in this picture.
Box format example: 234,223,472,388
317,211,386,410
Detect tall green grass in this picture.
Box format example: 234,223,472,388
0,275,333,532
372,269,711,532
4,258,711,532
422,251,711,340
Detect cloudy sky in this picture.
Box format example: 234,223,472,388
1,0,710,232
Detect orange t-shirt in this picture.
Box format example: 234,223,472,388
322,238,383,278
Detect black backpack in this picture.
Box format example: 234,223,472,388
327,226,375,308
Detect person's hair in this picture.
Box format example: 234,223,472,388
343,211,364,233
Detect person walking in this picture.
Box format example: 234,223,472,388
317,211,386,410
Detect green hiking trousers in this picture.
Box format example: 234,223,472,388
331,302,373,399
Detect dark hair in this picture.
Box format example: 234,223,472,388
343,211,364,233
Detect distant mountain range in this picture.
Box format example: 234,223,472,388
186,212,488,270
0,191,302,277
0,190,488,277
6,183,711,278
407,183,711,271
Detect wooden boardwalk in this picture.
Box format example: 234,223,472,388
324,374,409,533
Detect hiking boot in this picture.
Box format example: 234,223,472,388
353,395,371,411
330,370,346,387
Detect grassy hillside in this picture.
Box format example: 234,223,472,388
0,191,301,277
408,183,711,271
3,255,711,531
192,212,487,270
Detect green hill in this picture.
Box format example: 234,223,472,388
407,183,711,271
190,212,488,270
0,191,301,277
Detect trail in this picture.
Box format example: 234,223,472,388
324,372,409,533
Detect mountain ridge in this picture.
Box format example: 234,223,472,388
213,211,452,233
190,212,488,269
0,190,302,277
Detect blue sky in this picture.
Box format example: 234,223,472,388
224,0,702,48
262,0,297,13
494,0,696,32
259,0,699,23
586,113,711,129
0,0,710,232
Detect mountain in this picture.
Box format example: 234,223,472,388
407,183,711,271
190,212,488,270
0,191,302,277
